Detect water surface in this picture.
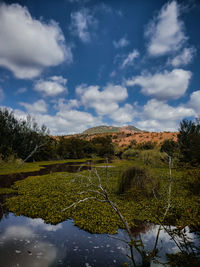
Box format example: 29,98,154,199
0,213,199,267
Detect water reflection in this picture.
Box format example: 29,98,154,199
0,213,199,266
0,160,105,188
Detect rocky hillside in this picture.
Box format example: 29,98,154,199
59,126,178,148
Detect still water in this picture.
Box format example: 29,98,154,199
0,213,199,267
0,161,106,188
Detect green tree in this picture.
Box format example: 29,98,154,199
0,108,51,161
178,118,200,165
160,139,178,157
91,136,114,157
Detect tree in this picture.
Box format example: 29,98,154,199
160,139,178,157
0,108,51,161
91,136,114,157
178,118,200,165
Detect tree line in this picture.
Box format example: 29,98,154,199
0,108,114,162
0,108,199,165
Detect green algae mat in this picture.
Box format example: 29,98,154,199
2,160,200,234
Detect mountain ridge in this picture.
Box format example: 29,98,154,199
82,125,142,135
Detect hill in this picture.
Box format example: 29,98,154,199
82,125,141,135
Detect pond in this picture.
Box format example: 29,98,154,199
0,212,199,267
0,160,106,188
0,160,199,266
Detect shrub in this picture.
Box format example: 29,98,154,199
130,139,137,147
184,169,200,195
122,149,138,159
160,139,179,157
136,141,157,150
117,166,159,199
138,149,168,167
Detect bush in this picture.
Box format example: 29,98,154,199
160,139,179,157
117,166,159,199
138,149,168,167
184,169,200,195
136,141,157,150
122,149,138,159
130,139,137,147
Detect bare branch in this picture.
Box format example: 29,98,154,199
18,142,46,168
62,196,106,212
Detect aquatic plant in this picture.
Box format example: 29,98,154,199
117,166,159,199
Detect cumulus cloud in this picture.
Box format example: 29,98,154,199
10,96,101,135
121,49,139,69
69,8,97,42
0,3,72,79
113,36,129,49
109,104,134,124
20,99,48,114
145,1,186,56
142,99,195,121
188,90,200,114
36,109,101,135
34,76,67,97
55,98,79,111
76,83,128,115
169,47,195,67
135,99,196,132
126,69,192,100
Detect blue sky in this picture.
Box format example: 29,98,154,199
0,0,200,135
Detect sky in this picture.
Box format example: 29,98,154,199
0,0,200,135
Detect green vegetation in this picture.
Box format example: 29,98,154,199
0,108,54,162
117,166,159,199
83,125,120,134
136,141,157,150
178,118,200,165
0,108,114,162
3,158,200,234
160,139,179,157
82,125,141,134
1,116,200,236
0,158,102,175
57,136,114,159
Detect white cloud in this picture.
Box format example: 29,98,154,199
0,88,4,101
15,87,27,95
169,47,195,67
55,98,79,111
69,8,97,42
76,83,128,115
126,69,192,100
113,36,129,49
36,109,101,135
110,104,134,124
188,90,200,114
0,3,72,79
142,99,195,121
34,76,67,97
9,98,101,135
121,49,139,69
145,1,186,56
135,99,195,132
29,218,62,231
20,99,48,114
